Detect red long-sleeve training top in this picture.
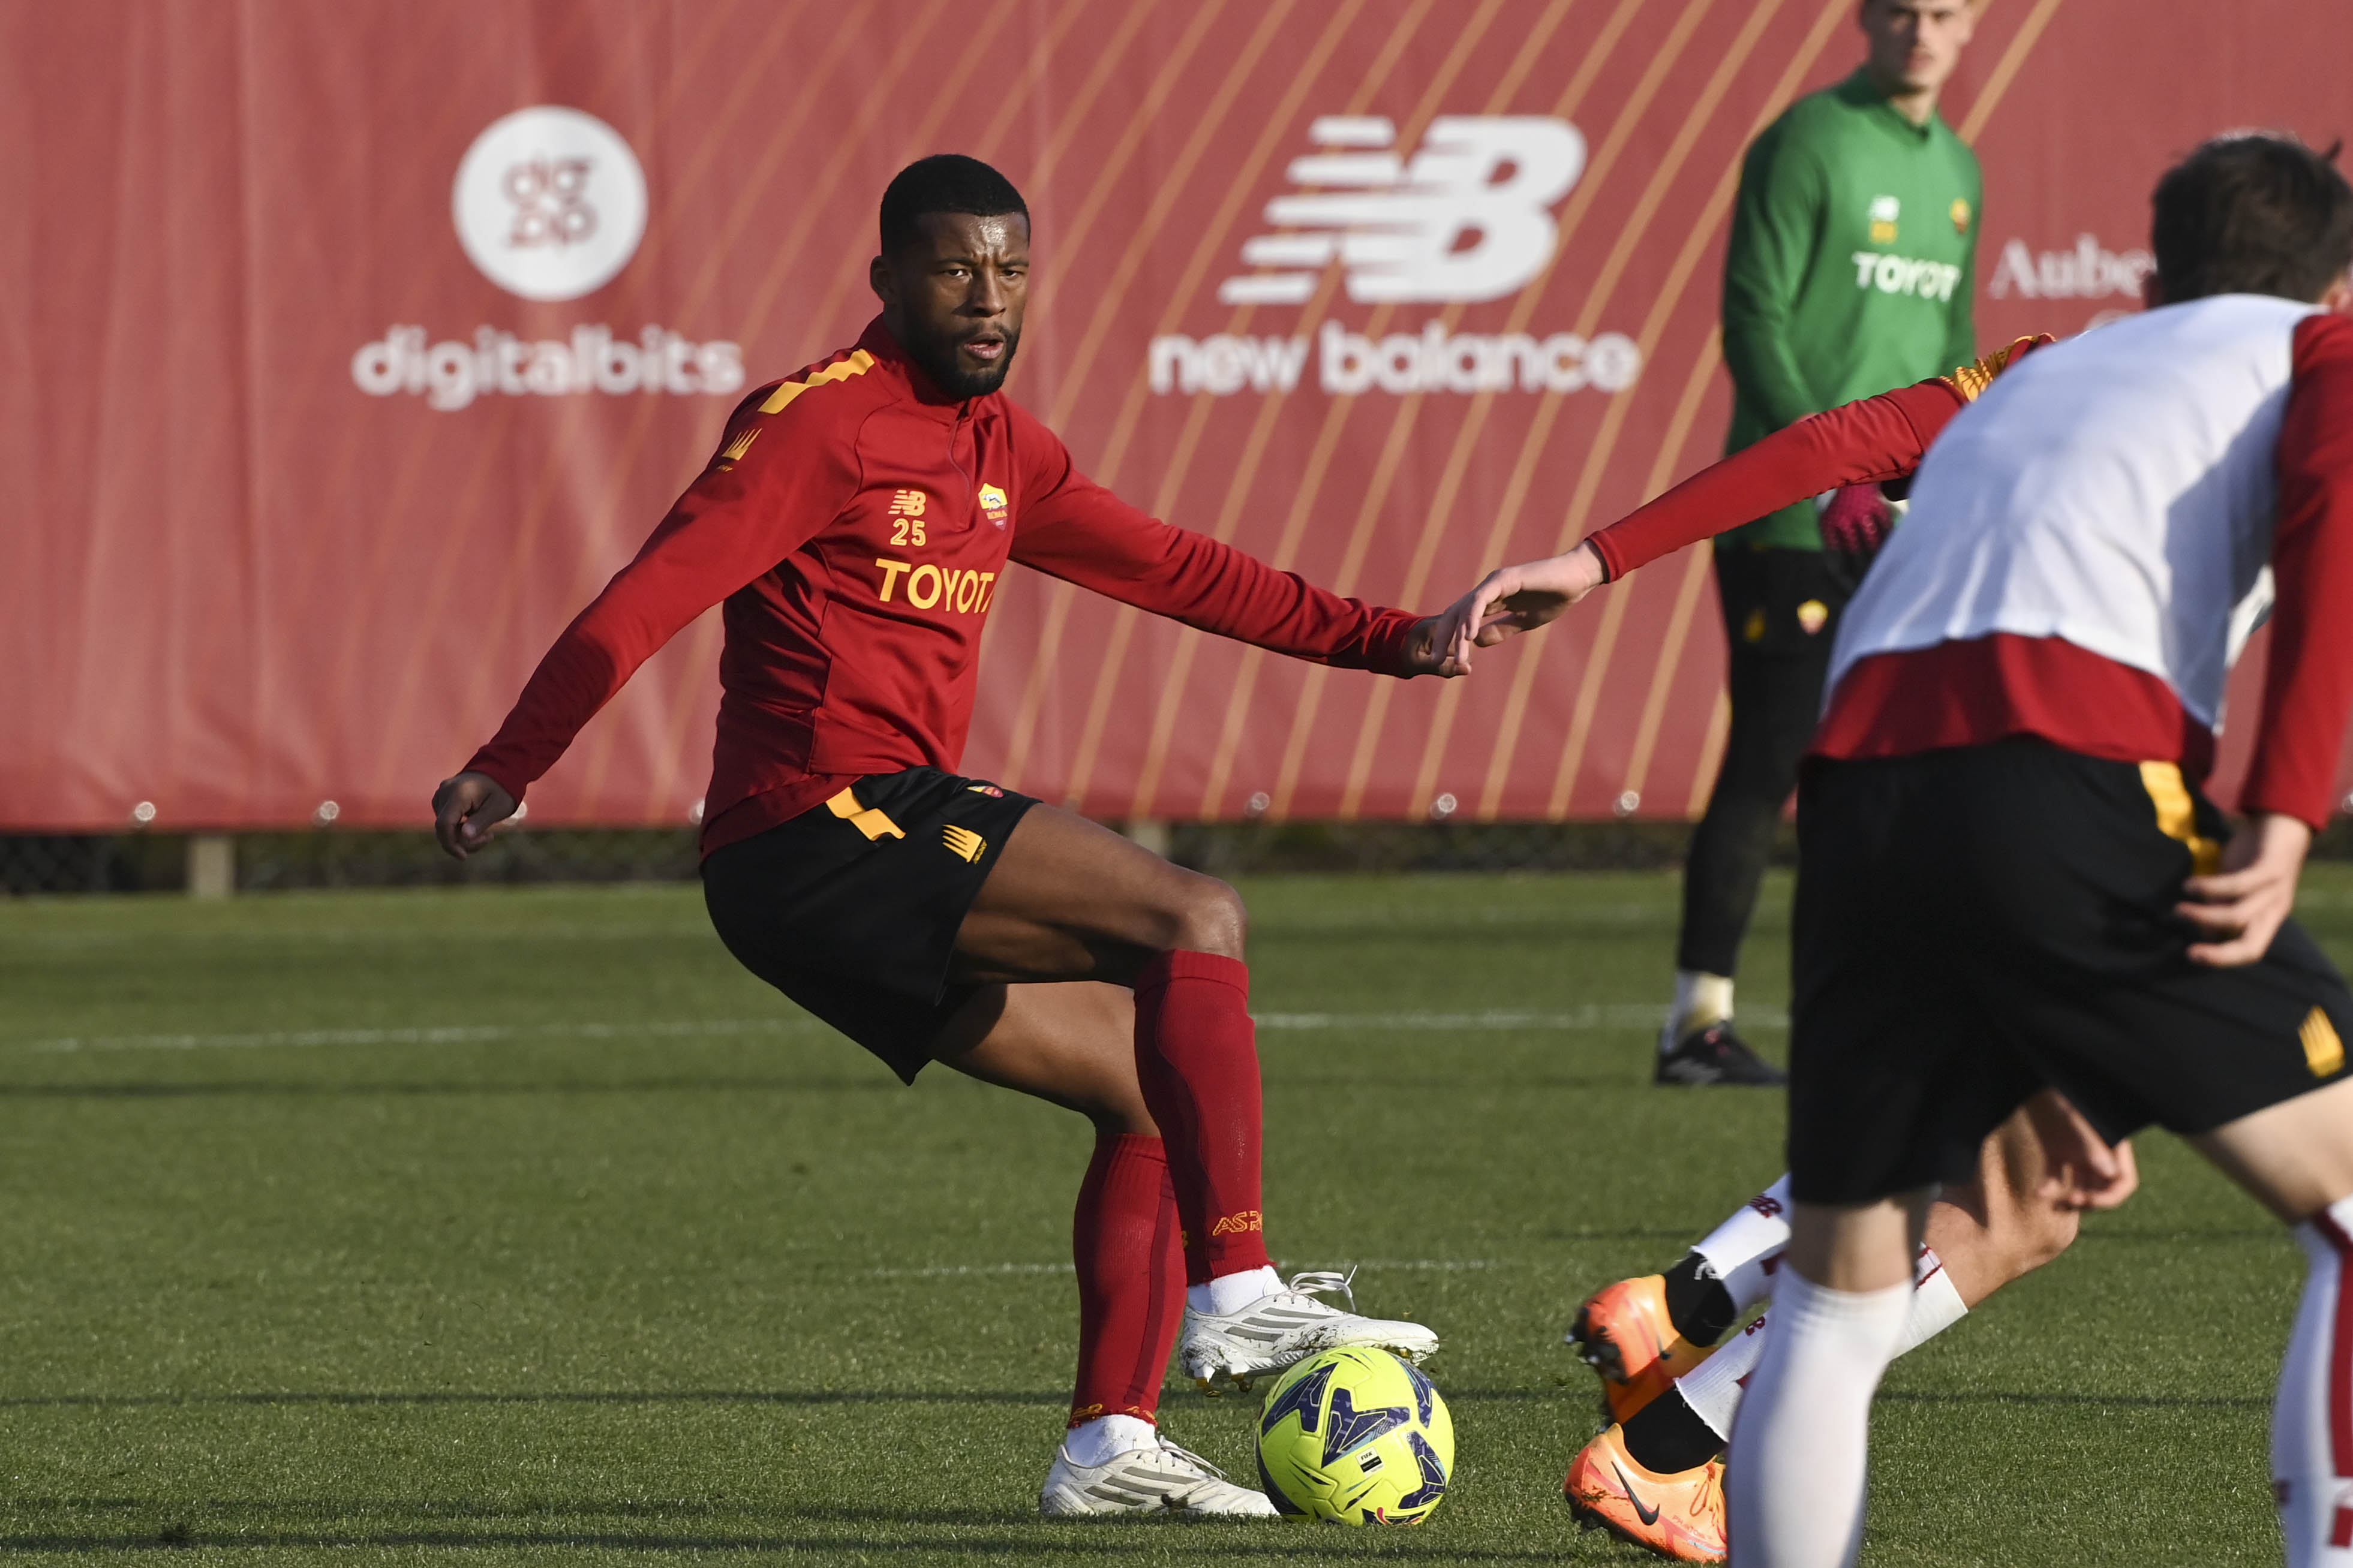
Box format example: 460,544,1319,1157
467,318,1425,853
1582,316,2353,827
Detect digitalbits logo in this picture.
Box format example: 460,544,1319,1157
356,107,741,411
453,106,647,302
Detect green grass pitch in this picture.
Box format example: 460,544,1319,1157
0,865,2331,1564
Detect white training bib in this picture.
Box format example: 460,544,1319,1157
1832,293,2317,729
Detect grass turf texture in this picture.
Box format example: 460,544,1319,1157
0,869,2330,1565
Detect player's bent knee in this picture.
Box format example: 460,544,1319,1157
1167,875,1248,958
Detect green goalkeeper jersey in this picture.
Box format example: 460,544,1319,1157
1718,69,1981,552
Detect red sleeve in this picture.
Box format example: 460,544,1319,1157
1006,413,1424,676
2240,312,2353,828
1584,379,1964,580
464,385,864,800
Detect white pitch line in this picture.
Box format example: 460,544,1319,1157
872,1263,1078,1278
19,1006,1784,1055
1255,1006,1788,1031
1303,1260,1505,1272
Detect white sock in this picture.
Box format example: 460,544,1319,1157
1063,1411,1156,1467
1893,1247,1969,1356
1678,1312,1771,1438
1725,1268,1911,1568
1665,970,1735,1051
1681,1245,1967,1443
2275,1192,2353,1565
1189,1265,1281,1317
1694,1174,1794,1313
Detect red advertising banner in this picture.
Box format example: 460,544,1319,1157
3,0,2348,830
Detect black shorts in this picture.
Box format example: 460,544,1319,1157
1787,738,2353,1203
1714,544,1856,661
701,768,1039,1085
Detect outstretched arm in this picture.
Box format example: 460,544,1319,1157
437,389,860,855
1429,338,2053,670
1427,380,1960,670
1008,430,1460,677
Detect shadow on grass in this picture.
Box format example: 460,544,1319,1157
2,1382,2244,1419
0,1386,1564,1411
0,1389,1069,1411
0,1073,1660,1099
0,1502,1575,1558
0,1530,1573,1559
0,1076,898,1100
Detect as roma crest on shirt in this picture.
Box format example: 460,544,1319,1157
978,483,1010,528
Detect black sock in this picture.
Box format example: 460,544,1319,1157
1660,1251,1738,1346
1620,1386,1726,1475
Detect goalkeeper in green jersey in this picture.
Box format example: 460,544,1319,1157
1660,0,1984,1088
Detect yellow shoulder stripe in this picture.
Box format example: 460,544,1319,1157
1940,335,2045,403
760,348,878,415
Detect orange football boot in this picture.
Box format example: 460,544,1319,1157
1566,1274,1717,1422
1563,1422,1727,1563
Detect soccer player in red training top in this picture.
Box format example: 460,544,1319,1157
432,156,1452,1520
1442,133,2353,1566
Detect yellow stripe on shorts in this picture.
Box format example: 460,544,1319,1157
826,787,904,842
2303,1007,2345,1079
2138,762,2222,876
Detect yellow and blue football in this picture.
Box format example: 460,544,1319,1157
1255,1346,1453,1525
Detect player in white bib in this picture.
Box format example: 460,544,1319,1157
1439,132,2353,1564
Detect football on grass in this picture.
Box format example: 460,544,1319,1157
1255,1346,1453,1524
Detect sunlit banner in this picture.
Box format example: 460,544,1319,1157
4,0,2346,830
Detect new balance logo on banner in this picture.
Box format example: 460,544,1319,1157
1153,113,1637,399
1220,115,1587,305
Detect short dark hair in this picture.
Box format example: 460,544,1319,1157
879,155,1029,255
2151,133,2353,303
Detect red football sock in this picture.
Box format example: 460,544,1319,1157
1132,950,1271,1286
1069,1133,1183,1426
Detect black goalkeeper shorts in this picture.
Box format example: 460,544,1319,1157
1787,738,2353,1205
701,767,1039,1084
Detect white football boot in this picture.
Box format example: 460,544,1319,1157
1179,1270,1440,1393
1037,1431,1279,1518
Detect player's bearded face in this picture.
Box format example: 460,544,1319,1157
878,212,1030,400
